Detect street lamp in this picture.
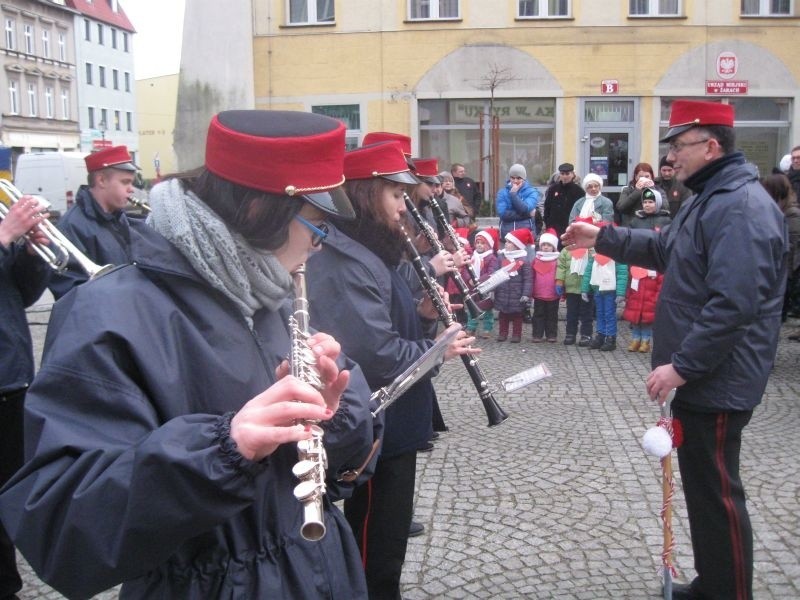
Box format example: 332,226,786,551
98,120,106,141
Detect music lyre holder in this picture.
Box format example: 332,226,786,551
371,323,462,418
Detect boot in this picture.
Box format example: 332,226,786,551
638,340,651,353
600,335,616,351
563,334,576,345
589,334,605,349
577,335,593,347
627,340,641,352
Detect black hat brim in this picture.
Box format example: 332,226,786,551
303,186,355,220
659,124,695,143
418,175,441,185
110,161,140,172
382,171,420,185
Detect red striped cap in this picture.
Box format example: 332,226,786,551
344,141,419,184
362,131,412,156
412,157,440,184
660,100,734,142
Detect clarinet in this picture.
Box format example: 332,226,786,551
428,194,481,288
400,225,509,427
289,265,328,542
404,194,484,320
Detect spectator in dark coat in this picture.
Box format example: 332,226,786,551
564,99,787,600
788,145,800,200
616,162,666,226
543,162,584,244
451,162,483,216
0,196,51,600
655,155,692,216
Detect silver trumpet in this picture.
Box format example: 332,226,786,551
0,179,114,279
289,264,328,542
127,195,151,213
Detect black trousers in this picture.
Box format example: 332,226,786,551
531,298,559,339
344,451,417,600
674,405,753,600
0,388,25,598
565,293,594,338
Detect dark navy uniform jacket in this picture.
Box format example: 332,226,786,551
49,185,146,299
0,226,377,599
0,242,50,394
596,152,787,413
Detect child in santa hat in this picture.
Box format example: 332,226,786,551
530,229,561,342
465,228,499,338
494,228,533,342
580,224,628,351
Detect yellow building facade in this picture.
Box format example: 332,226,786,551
135,73,179,181
249,0,799,199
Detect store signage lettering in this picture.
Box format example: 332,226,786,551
452,100,555,123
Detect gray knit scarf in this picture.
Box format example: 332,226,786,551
147,178,292,327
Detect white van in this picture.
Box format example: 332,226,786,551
14,152,88,219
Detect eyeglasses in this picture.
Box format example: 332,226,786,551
294,215,329,247
667,138,710,153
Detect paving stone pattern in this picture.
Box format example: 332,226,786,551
17,298,800,599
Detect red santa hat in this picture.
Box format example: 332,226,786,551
505,228,533,251
538,229,559,250
475,227,499,252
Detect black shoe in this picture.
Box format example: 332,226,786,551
589,334,606,349
600,335,616,351
577,335,593,347
409,521,425,537
563,334,576,345
417,442,434,453
666,582,702,599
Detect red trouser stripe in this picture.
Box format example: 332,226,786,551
360,479,373,569
715,413,747,600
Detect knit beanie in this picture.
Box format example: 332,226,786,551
509,164,527,179
538,231,559,250
582,173,603,190
505,228,533,250
779,154,791,173
642,188,663,212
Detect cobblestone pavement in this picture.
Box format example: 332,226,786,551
15,296,800,599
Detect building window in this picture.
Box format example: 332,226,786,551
42,29,50,57
111,28,117,49
8,80,18,114
114,110,121,130
45,86,53,118
112,69,119,90
97,23,104,45
288,0,335,24
84,18,91,41
419,98,557,187
741,0,791,15
61,88,69,120
659,97,791,176
27,83,37,116
409,0,460,19
123,32,129,52
126,111,132,132
311,104,361,149
58,32,66,61
4,18,14,50
100,108,108,129
86,62,93,84
23,23,34,54
629,0,681,16
518,0,570,17
88,105,95,128
98,65,106,87
124,72,131,92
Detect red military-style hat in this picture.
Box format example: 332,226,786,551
85,145,139,173
362,132,412,156
343,141,419,185
412,157,441,184
660,100,735,142
205,109,354,219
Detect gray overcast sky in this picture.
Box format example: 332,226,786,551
124,0,185,79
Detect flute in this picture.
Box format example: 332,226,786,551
400,225,508,427
404,194,483,320
289,265,328,542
